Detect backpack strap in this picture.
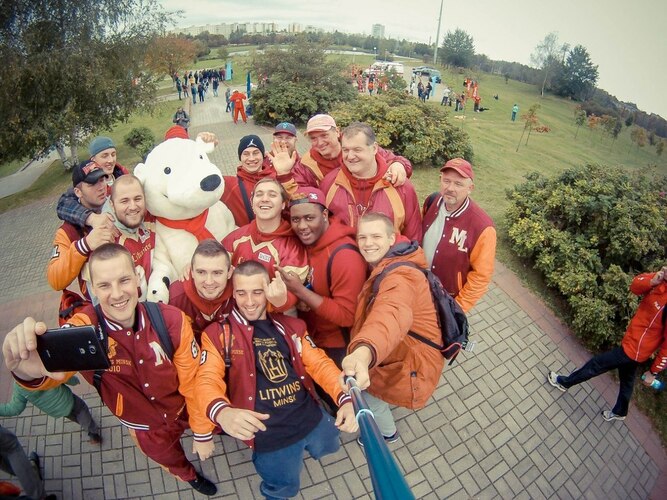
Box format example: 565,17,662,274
143,302,175,361
93,305,109,395
326,242,360,345
237,176,255,223
424,192,439,214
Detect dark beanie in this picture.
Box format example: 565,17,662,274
237,135,265,159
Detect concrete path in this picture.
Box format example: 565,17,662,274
0,92,665,499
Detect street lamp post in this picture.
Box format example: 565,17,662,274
374,46,377,60
353,47,356,64
433,0,444,65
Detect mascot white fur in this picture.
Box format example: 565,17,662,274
134,127,236,302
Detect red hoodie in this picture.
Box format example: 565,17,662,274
169,277,233,343
222,220,309,311
222,164,277,227
300,220,368,348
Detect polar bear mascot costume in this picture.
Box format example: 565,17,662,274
134,126,236,303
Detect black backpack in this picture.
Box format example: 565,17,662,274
92,302,174,394
370,261,470,364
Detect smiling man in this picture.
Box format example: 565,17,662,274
421,158,496,313
341,212,443,445
169,239,233,343
278,187,367,369
319,122,422,240
107,175,155,301
277,114,413,194
221,135,279,226
222,178,309,313
4,244,218,496
196,260,357,499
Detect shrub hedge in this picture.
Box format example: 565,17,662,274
506,164,667,349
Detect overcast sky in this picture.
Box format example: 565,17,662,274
159,0,667,118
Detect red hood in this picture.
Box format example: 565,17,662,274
249,219,294,242
236,165,276,184
183,277,232,316
309,219,357,255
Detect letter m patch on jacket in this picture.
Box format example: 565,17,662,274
449,227,469,252
149,341,170,366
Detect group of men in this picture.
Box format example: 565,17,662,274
6,109,664,500
2,113,498,498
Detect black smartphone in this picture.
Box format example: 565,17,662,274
36,325,110,372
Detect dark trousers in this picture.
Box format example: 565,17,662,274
66,394,99,436
0,426,43,500
559,346,638,416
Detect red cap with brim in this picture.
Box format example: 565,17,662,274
440,158,474,180
164,125,189,140
289,186,328,210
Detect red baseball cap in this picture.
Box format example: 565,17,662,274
289,186,328,210
440,158,474,180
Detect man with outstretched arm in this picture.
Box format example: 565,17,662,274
3,243,218,496
196,260,358,499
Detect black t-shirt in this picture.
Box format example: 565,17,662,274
251,319,321,452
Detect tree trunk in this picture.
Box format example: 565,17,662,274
574,124,580,139
525,125,533,145
540,69,549,97
69,127,79,166
55,142,70,170
516,126,528,152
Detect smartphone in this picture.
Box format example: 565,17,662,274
37,325,110,372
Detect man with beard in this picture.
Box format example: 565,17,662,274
169,240,233,344
106,175,156,301
278,187,367,368
222,178,308,314
420,158,496,313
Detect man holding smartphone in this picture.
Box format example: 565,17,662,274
3,243,217,496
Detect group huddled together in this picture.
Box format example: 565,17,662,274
3,112,498,498
2,106,666,499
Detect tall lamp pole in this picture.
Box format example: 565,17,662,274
433,0,444,65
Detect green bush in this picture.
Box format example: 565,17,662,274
332,90,473,166
124,127,155,159
506,164,667,348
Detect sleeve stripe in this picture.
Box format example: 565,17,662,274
209,400,229,423
75,237,91,256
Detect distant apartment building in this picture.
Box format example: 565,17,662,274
372,24,385,39
172,22,278,37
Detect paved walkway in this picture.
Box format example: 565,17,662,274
0,94,665,499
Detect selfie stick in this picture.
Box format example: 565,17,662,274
345,376,415,500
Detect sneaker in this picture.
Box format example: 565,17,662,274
547,371,567,392
28,451,41,480
188,473,217,496
601,410,626,422
88,432,102,445
357,431,400,447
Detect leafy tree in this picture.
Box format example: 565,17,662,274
385,69,406,92
333,90,473,165
0,0,171,167
440,29,475,68
554,45,599,101
610,121,623,150
630,127,647,150
145,35,196,78
530,32,565,96
250,37,356,125
625,115,634,127
516,104,541,152
657,140,665,157
573,106,587,139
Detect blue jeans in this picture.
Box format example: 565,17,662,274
558,346,638,416
252,408,340,499
0,426,44,499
